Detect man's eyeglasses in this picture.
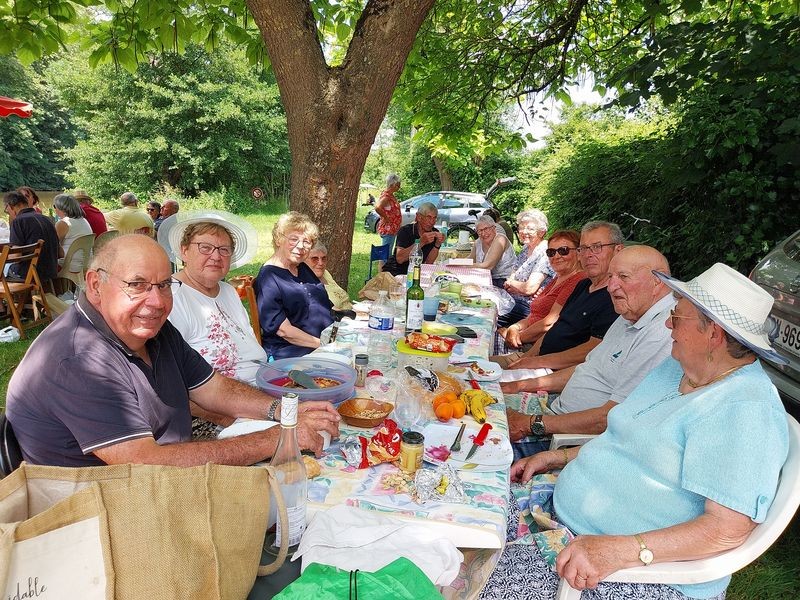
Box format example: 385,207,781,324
96,268,182,299
476,227,495,234
190,242,234,257
669,309,699,327
576,242,618,255
546,246,576,257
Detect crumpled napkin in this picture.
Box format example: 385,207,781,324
293,504,464,586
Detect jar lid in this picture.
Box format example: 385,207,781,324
402,431,424,445
354,354,369,365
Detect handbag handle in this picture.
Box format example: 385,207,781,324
257,465,289,576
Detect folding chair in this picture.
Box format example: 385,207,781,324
0,241,52,339
0,412,23,478
555,415,800,599
366,243,391,283
57,233,95,293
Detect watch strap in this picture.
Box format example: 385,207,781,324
634,533,653,566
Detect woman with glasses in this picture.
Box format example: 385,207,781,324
305,241,353,311
498,230,586,355
255,212,333,359
167,211,264,387
499,209,555,328
470,215,517,287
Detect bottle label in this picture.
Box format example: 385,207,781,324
369,315,394,331
275,504,307,547
406,301,424,329
281,393,299,427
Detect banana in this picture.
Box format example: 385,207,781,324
470,395,487,423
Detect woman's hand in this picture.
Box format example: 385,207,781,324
556,535,633,590
505,323,522,348
509,450,559,483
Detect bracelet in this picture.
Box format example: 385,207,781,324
266,398,281,422
561,448,570,466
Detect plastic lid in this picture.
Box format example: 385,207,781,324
402,431,424,445
355,354,369,365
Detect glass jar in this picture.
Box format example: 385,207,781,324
354,354,369,387
399,431,424,474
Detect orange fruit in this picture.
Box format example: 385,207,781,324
435,402,454,422
451,400,466,419
442,391,458,403
432,394,450,410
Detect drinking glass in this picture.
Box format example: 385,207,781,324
393,392,421,430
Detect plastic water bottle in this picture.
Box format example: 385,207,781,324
440,221,449,246
368,290,394,369
407,238,422,288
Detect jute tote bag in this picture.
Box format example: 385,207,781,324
0,462,288,599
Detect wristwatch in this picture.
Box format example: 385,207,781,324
634,534,653,566
530,414,546,437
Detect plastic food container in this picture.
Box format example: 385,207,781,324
396,340,451,372
255,357,356,405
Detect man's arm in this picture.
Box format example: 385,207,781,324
510,337,601,371
541,400,617,435
500,365,576,395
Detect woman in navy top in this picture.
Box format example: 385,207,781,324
255,212,333,359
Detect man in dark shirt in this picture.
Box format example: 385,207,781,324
382,202,444,276
74,189,108,237
6,234,340,467
3,190,60,281
506,221,623,372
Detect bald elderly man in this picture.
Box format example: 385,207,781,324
501,245,675,459
6,235,340,467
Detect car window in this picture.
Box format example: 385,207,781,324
785,230,800,261
441,198,463,209
409,194,442,209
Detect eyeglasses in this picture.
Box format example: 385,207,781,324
669,309,700,327
476,227,495,234
190,242,234,257
96,268,182,299
576,242,617,255
285,236,313,249
146,207,159,212
546,246,576,257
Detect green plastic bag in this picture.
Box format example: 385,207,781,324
274,557,444,599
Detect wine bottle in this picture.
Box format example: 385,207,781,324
406,264,424,332
269,392,307,550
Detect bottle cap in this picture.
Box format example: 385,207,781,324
355,354,369,366
402,431,424,445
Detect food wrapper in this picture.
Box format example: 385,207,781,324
414,463,466,504
341,419,402,468
405,332,458,354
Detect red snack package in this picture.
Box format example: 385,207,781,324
405,332,458,353
367,418,402,464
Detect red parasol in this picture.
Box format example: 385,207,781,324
0,96,33,118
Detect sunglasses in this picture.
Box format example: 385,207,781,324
546,246,576,257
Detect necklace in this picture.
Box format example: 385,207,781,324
684,364,746,389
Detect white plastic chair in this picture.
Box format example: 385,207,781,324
549,434,598,450
555,415,800,600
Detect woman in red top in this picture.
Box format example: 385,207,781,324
375,173,402,252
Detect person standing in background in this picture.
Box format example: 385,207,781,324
375,174,402,253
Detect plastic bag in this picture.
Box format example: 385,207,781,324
0,326,20,343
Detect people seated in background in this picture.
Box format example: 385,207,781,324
255,212,333,359
499,209,554,327
494,221,622,371
5,234,339,468
481,264,789,600
74,189,108,237
156,199,179,232
104,191,154,235
470,215,517,287
381,202,444,276
496,230,585,355
305,241,353,311
3,191,60,282
502,245,674,459
53,193,93,273
167,210,265,388
375,173,402,252
146,201,162,228
16,186,42,216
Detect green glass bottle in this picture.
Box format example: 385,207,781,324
406,264,424,332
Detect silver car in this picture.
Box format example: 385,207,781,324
750,228,800,413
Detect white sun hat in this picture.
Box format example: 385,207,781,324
654,263,787,365
158,210,258,268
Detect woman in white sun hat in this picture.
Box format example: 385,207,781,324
485,263,789,600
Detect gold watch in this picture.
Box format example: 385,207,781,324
634,533,653,566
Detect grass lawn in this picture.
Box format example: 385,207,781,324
0,203,798,599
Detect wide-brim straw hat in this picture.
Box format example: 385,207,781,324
73,189,93,202
654,263,787,365
158,209,258,269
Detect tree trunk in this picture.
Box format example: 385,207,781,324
247,0,436,286
433,156,453,190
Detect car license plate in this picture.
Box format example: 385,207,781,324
773,316,800,357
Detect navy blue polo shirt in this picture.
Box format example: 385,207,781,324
539,278,618,356
9,207,60,281
6,295,214,467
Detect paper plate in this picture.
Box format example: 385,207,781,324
421,423,512,472
440,313,485,326
446,359,502,382
217,419,279,439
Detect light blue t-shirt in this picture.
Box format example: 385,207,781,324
554,357,788,599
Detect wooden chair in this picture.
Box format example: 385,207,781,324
0,412,23,479
0,241,52,339
57,233,95,293
243,280,262,345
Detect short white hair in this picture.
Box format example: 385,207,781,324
386,173,401,187
517,209,548,233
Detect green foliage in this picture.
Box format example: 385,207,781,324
44,44,290,200
0,56,76,190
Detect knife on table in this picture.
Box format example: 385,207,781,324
466,370,481,390
464,422,492,461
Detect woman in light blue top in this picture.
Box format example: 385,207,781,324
483,263,789,600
